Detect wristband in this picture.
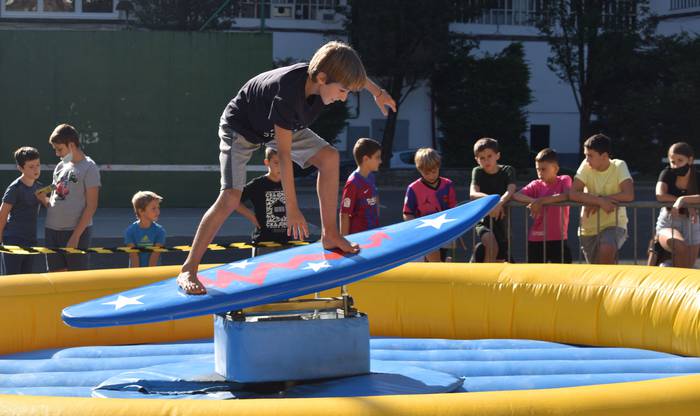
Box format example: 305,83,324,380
374,89,384,99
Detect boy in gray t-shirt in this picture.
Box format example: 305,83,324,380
45,124,101,271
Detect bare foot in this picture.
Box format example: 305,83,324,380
322,233,360,254
177,270,207,295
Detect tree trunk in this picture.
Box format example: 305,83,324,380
578,90,593,159
380,75,404,168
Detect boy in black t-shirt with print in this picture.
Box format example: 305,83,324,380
236,148,289,257
469,138,517,262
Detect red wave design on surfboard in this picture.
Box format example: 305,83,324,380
199,232,390,289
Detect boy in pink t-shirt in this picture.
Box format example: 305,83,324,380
513,148,572,263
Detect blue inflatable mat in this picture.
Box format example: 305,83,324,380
1,337,699,398
93,358,463,399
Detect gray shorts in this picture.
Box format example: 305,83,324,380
45,227,92,271
219,126,330,191
655,208,700,245
580,227,627,264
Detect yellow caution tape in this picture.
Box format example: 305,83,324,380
0,241,309,255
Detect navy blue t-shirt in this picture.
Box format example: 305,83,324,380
2,177,42,245
221,63,324,144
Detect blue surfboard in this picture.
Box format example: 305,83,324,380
62,195,498,328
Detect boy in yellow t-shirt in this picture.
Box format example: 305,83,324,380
570,134,635,264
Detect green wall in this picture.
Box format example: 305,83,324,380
0,30,272,207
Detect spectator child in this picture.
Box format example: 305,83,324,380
340,138,382,236
125,191,166,267
654,142,700,268
45,124,101,272
570,134,634,264
403,148,457,262
469,138,516,262
177,41,396,294
236,147,289,257
513,148,572,263
0,147,48,275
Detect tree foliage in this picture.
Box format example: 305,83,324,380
432,40,532,169
534,0,656,151
344,1,479,167
131,0,236,31
595,34,700,174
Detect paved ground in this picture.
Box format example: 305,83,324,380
8,183,665,272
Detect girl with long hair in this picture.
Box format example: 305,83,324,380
655,142,700,268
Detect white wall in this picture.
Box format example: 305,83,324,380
234,4,700,165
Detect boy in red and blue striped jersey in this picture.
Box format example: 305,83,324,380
340,138,382,236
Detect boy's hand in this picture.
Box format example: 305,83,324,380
66,235,80,249
489,205,504,220
286,208,309,241
373,89,397,116
528,199,543,217
599,197,617,214
583,205,598,218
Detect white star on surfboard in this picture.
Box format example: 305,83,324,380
227,259,254,269
303,261,331,272
416,214,456,230
102,295,145,310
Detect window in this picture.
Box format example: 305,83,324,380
45,0,74,12
5,0,37,11
456,0,545,26
2,0,117,18
235,0,338,21
83,0,112,13
670,0,700,10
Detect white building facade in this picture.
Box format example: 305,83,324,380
2,0,699,166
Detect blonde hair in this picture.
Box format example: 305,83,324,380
308,41,367,91
414,148,441,171
131,191,163,219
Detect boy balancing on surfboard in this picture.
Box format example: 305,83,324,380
177,41,396,295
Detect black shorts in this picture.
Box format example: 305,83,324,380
527,240,572,263
45,227,92,271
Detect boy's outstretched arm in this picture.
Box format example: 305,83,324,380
274,125,308,241
470,184,489,200
512,190,534,205
604,179,635,203
569,178,616,213
364,79,396,116
126,244,139,268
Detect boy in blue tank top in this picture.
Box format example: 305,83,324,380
124,191,166,268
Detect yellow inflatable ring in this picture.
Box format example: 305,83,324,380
1,262,699,415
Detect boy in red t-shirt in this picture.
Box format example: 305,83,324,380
340,138,382,236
